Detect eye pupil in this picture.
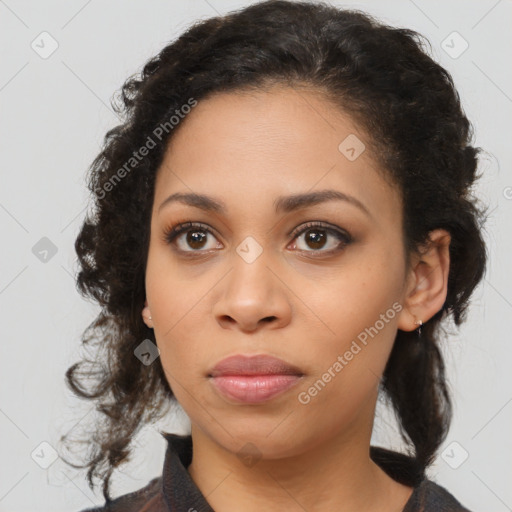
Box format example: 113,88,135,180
306,229,326,249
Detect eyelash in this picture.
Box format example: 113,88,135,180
162,220,353,257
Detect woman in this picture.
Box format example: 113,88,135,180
64,1,487,510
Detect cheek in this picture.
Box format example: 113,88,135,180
148,278,211,384
153,331,207,413
145,246,205,330
302,252,404,382
313,259,403,339
296,303,399,429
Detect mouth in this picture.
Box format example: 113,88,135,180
208,354,304,404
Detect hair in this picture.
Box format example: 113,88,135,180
61,0,488,502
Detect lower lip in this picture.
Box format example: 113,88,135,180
210,374,302,403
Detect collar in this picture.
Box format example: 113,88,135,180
158,432,426,511
160,432,214,512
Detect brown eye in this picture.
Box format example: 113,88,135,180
163,222,222,253
290,221,352,255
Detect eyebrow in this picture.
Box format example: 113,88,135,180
158,189,371,217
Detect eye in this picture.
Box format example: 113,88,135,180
288,221,352,256
162,222,222,253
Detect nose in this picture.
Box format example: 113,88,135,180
212,254,292,333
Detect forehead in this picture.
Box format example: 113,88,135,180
153,86,402,225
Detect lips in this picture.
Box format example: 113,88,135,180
208,354,303,378
208,354,304,404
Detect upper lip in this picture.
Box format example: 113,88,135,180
209,354,303,377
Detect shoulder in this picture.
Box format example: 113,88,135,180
76,476,165,512
404,478,473,512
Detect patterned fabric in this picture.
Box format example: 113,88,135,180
78,433,472,511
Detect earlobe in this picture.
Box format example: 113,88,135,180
397,229,451,332
142,300,153,328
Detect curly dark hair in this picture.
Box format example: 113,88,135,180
60,0,488,503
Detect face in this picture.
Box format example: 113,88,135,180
144,85,412,459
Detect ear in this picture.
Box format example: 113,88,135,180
397,228,451,332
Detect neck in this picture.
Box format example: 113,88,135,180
186,412,413,512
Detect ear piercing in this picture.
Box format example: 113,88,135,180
415,318,423,336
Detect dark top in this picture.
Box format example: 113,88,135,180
78,432,473,512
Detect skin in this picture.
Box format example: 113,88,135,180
142,84,451,512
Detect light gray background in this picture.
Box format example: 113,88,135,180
1,1,511,511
